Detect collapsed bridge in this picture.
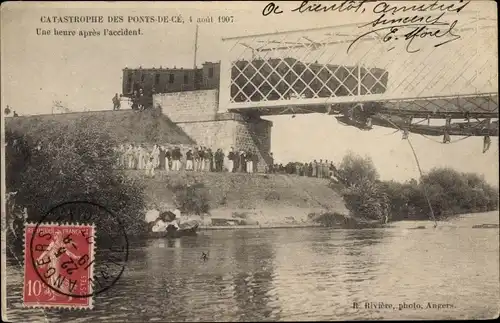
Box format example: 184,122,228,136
219,11,498,138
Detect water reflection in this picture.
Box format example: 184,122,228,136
4,213,500,321
231,231,279,321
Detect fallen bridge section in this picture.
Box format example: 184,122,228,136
229,93,498,120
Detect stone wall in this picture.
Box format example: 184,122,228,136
153,90,273,172
153,89,219,122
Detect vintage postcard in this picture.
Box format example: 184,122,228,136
1,1,498,321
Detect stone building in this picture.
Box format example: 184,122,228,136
121,62,221,105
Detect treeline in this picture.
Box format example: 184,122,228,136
5,117,148,237
332,152,499,222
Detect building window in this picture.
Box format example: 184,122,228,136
184,73,189,84
208,67,214,78
127,74,133,93
169,73,174,83
155,73,160,85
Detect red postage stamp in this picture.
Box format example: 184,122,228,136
23,223,95,309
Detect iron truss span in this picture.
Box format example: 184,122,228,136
229,92,498,137
230,58,388,103
229,93,498,118
335,114,499,137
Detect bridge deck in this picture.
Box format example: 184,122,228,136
228,93,498,119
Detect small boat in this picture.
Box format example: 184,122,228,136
472,224,499,229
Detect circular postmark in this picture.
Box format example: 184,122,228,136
29,200,129,298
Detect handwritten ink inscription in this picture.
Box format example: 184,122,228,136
349,1,470,53
262,1,375,16
261,0,471,54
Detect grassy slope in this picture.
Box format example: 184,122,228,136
127,170,349,217
5,109,195,145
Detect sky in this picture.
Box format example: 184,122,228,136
1,1,498,186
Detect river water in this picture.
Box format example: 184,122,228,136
5,212,499,321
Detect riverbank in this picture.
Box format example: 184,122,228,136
127,170,499,231
195,210,499,230
127,170,352,228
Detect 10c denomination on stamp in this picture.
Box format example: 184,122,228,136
23,223,95,309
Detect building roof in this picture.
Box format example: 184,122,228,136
123,62,220,72
5,108,196,146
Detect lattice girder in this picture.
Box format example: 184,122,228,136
219,12,497,115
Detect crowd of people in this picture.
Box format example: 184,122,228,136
114,144,261,177
114,144,340,179
268,159,338,179
112,89,154,111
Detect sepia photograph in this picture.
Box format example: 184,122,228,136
1,1,499,321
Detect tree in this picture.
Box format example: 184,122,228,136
333,152,499,222
336,151,379,186
5,116,147,236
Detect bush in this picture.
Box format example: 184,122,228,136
170,181,210,215
342,179,389,222
5,117,147,236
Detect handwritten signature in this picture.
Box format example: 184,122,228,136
347,1,470,54
348,14,461,54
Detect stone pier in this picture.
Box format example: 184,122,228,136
153,89,273,172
